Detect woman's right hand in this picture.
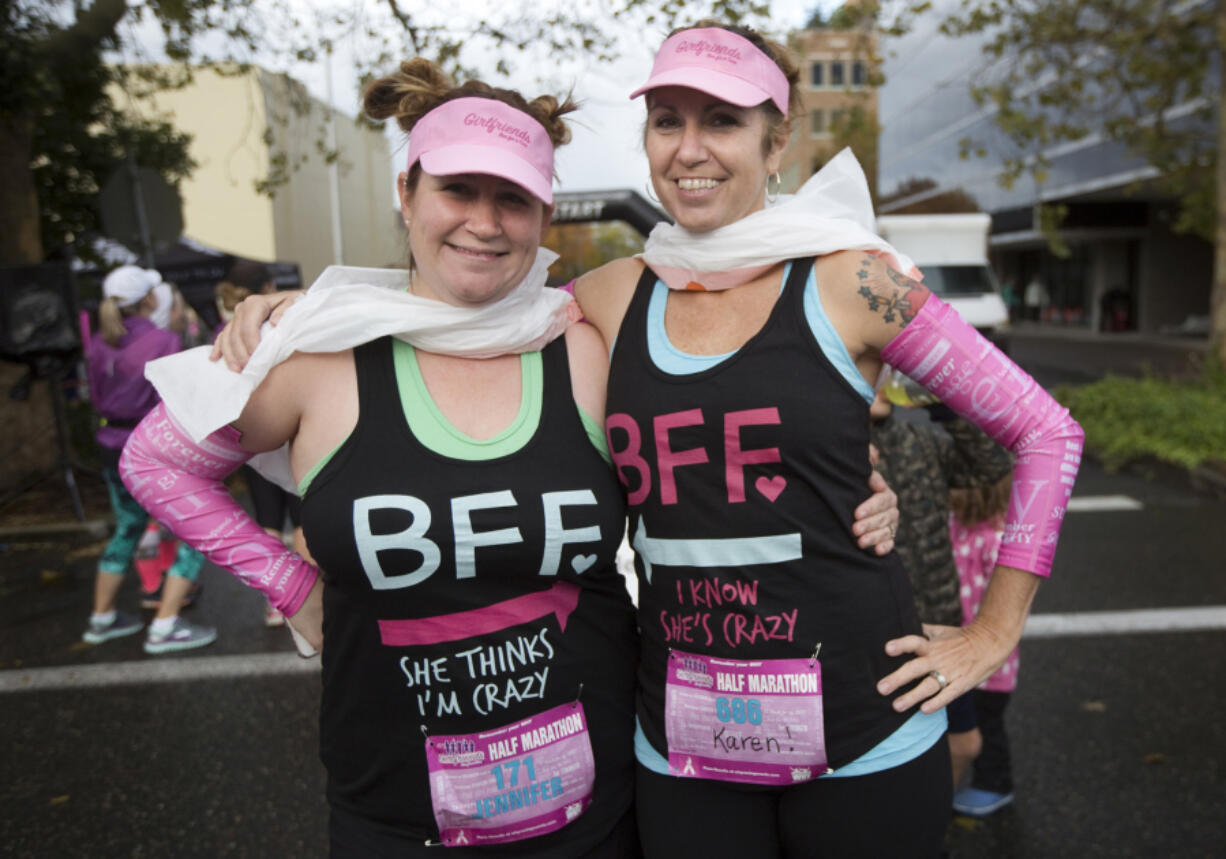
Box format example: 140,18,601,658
209,290,303,371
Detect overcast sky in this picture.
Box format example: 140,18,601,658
279,0,845,197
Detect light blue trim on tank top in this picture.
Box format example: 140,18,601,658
634,708,947,779
644,262,876,404
639,263,935,776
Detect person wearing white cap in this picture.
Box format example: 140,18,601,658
83,265,216,654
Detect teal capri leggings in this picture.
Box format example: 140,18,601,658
99,455,204,582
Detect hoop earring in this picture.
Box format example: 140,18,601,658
644,181,660,205
766,171,782,204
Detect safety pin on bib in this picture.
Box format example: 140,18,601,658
809,642,823,668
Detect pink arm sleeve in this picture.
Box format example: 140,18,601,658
120,403,319,614
881,294,1084,578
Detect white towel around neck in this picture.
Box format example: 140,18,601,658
639,148,918,289
144,248,571,491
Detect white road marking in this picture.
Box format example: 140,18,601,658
1023,606,1226,638
0,652,319,693
1066,495,1143,512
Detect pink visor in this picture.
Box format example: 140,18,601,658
406,97,555,203
630,28,790,116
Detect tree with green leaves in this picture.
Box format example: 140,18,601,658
1,0,770,266
934,0,1224,369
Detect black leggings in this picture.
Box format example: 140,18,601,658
972,690,1014,794
636,736,951,859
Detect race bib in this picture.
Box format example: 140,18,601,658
665,649,827,785
424,701,595,847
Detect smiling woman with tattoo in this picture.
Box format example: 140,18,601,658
568,21,1083,858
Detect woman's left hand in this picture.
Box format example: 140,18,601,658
853,469,898,555
877,620,1015,713
878,565,1038,712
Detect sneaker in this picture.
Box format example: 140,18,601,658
143,617,218,654
953,786,1014,817
83,610,145,644
264,605,286,628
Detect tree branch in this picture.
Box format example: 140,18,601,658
41,0,130,65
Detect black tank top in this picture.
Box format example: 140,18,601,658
604,259,921,770
301,336,636,854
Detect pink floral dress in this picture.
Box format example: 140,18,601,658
951,514,1020,693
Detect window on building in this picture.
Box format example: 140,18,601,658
852,62,866,87
830,108,846,130
810,62,824,87
810,110,826,136
830,61,845,87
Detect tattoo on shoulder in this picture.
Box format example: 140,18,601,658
855,256,928,327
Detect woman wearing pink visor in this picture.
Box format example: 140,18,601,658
568,21,1082,857
120,60,644,856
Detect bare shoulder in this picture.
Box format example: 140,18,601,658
577,255,646,287
240,349,355,451
563,322,609,426
816,250,930,353
573,256,645,351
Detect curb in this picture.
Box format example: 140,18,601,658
1101,454,1226,502
1191,460,1226,500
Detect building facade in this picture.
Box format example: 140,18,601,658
111,66,402,286
876,2,1212,335
780,26,879,195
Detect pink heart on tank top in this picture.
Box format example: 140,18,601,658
572,554,597,574
755,475,787,502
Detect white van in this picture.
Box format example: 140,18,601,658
875,213,1010,350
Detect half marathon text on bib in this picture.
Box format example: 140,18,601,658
665,649,827,785
424,701,595,847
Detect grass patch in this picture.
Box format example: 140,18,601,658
1054,370,1226,472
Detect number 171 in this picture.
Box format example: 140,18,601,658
490,755,537,790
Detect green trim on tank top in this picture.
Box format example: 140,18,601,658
395,339,541,460
297,340,609,496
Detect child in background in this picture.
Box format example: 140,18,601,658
869,367,1013,632
949,474,1020,817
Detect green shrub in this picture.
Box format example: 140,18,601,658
1055,370,1226,471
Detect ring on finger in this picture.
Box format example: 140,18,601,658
887,522,897,538
928,669,949,690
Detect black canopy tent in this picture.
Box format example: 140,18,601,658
74,236,302,334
